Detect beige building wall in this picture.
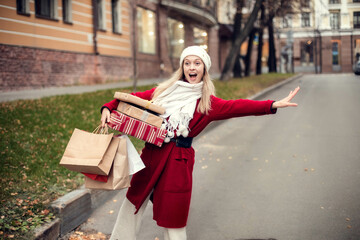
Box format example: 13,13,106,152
0,0,132,57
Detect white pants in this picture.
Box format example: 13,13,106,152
110,195,187,240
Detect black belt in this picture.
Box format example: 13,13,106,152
170,136,193,148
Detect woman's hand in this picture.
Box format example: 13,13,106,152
272,86,300,109
100,108,111,127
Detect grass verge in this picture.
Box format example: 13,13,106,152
0,73,294,239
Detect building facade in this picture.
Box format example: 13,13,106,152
275,0,360,74
0,0,219,91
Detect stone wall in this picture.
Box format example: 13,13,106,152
0,44,133,92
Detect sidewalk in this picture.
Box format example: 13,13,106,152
0,78,164,102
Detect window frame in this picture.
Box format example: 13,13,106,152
112,0,122,34
354,12,360,28
97,0,107,31
16,0,30,16
35,0,59,21
332,41,340,65
283,14,292,28
62,0,72,24
301,12,311,27
330,11,340,30
193,27,209,51
167,18,185,58
300,40,314,66
137,7,157,55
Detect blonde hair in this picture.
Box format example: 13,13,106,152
152,66,215,115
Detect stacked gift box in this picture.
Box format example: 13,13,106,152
108,92,167,147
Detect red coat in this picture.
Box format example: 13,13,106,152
103,88,276,228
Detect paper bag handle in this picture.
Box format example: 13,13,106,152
93,124,109,134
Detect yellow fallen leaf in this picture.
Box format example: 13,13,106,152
109,210,114,214
253,157,258,161
346,218,351,221
201,165,208,169
113,199,117,202
347,225,352,229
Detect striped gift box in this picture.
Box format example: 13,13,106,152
108,110,167,147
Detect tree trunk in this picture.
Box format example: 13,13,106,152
233,54,242,78
256,2,265,75
267,13,277,73
232,0,243,78
245,28,256,76
220,0,263,81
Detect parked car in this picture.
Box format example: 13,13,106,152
354,60,360,75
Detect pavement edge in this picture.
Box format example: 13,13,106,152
33,73,303,239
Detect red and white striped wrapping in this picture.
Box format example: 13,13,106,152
108,110,167,147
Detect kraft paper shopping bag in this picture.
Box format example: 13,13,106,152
84,135,130,190
60,126,119,175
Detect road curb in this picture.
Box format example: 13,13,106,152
34,187,119,239
33,73,303,239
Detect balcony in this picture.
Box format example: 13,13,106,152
160,0,217,26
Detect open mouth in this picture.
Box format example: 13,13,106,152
189,73,197,80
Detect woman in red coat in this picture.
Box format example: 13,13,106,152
101,46,299,240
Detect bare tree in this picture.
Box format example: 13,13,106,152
256,1,265,75
220,0,262,81
232,0,245,78
244,28,256,76
265,0,297,73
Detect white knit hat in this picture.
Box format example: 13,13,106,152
179,46,211,72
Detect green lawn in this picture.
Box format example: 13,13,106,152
0,73,294,239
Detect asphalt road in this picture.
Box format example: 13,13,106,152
78,73,360,240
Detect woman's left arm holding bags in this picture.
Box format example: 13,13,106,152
100,88,156,127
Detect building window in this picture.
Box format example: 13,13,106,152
354,12,360,28
62,0,72,23
301,13,310,27
332,41,339,65
17,0,30,15
112,0,122,34
354,0,360,2
330,12,340,29
283,15,292,28
137,7,156,54
300,40,313,66
97,0,106,30
329,0,340,3
35,0,58,20
167,18,185,58
193,27,208,50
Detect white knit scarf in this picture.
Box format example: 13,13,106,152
153,80,203,142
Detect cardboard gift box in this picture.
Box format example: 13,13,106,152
108,110,167,147
117,101,163,128
114,92,165,115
